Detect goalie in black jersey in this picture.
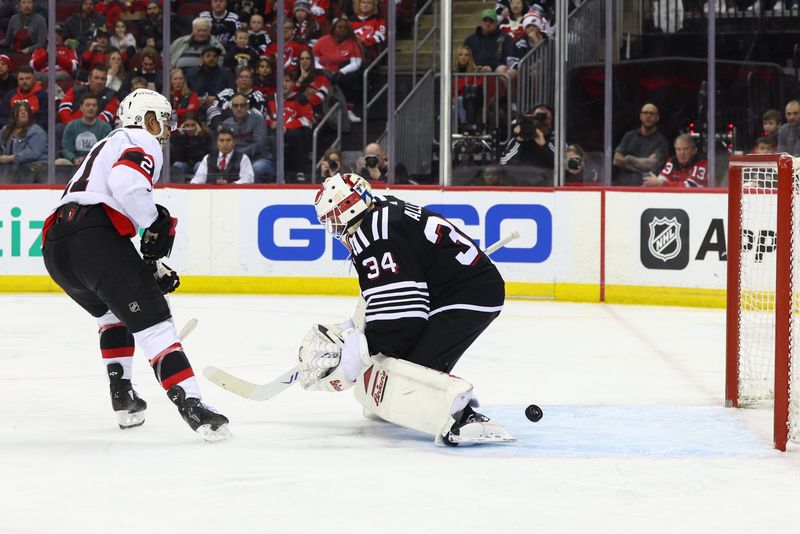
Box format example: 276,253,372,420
298,173,514,445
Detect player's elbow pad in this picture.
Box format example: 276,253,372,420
140,204,177,260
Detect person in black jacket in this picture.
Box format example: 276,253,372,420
185,46,236,111
170,113,212,182
463,9,512,74
499,104,555,185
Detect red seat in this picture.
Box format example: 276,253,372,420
176,2,207,18
56,3,80,22
8,51,32,71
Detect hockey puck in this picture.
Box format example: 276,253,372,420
525,404,543,422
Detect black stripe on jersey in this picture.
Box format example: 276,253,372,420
363,281,430,322
113,148,156,184
354,226,371,251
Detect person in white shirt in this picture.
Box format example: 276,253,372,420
41,89,231,442
190,128,254,184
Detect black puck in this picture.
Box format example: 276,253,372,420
525,404,543,422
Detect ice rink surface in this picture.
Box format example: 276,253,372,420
2,293,800,533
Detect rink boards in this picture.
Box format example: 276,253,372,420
0,185,734,306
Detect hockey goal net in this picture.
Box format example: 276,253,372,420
726,154,800,451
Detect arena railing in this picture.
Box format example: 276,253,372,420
411,0,438,85
310,102,343,184
362,47,390,150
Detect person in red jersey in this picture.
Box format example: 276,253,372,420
644,134,708,187
349,0,385,62
312,17,363,121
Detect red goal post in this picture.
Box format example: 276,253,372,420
726,154,799,451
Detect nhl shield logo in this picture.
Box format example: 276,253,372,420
640,208,690,270
648,216,682,261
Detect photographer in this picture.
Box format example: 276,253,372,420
563,144,598,186
319,147,346,179
356,142,409,184
499,104,554,185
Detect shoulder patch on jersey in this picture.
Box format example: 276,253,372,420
113,147,156,184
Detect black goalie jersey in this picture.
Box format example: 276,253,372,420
345,195,505,359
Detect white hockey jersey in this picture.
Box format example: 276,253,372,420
49,128,163,237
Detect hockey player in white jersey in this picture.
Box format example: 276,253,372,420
297,173,514,446
41,89,230,442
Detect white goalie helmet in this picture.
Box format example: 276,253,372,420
314,173,374,239
117,88,176,145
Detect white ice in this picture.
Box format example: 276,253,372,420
2,294,800,533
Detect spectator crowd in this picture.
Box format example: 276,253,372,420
0,0,391,183
0,0,795,186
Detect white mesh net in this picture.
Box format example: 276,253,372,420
735,157,800,442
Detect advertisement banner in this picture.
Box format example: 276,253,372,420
605,191,729,289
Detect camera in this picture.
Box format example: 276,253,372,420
533,111,549,123
327,158,339,172
364,155,379,169
519,118,536,141
567,157,583,171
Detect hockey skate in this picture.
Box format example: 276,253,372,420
442,405,516,446
167,385,232,442
107,363,147,429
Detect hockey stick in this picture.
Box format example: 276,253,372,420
203,231,522,401
178,318,198,341
484,229,520,255
203,365,300,401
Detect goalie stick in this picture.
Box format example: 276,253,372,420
202,231,521,401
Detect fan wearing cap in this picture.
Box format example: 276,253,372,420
41,89,232,442
81,26,119,72
463,8,512,74
30,26,80,81
63,0,107,54
291,0,321,42
0,0,47,53
505,12,548,69
0,55,17,96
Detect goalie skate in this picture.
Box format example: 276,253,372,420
443,406,516,446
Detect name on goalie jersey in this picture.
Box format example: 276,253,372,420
256,203,552,263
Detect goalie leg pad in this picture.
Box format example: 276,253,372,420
353,355,473,441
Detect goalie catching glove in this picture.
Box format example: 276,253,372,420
298,320,371,392
140,204,177,260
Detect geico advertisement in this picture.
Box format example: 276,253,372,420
605,191,732,289
238,188,558,282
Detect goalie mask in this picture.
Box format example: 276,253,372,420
314,173,373,239
118,88,176,146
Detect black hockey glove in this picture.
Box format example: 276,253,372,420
148,260,180,294
141,204,177,260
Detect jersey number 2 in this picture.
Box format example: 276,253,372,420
362,252,398,279
424,216,479,266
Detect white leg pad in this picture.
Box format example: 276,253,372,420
354,354,473,443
